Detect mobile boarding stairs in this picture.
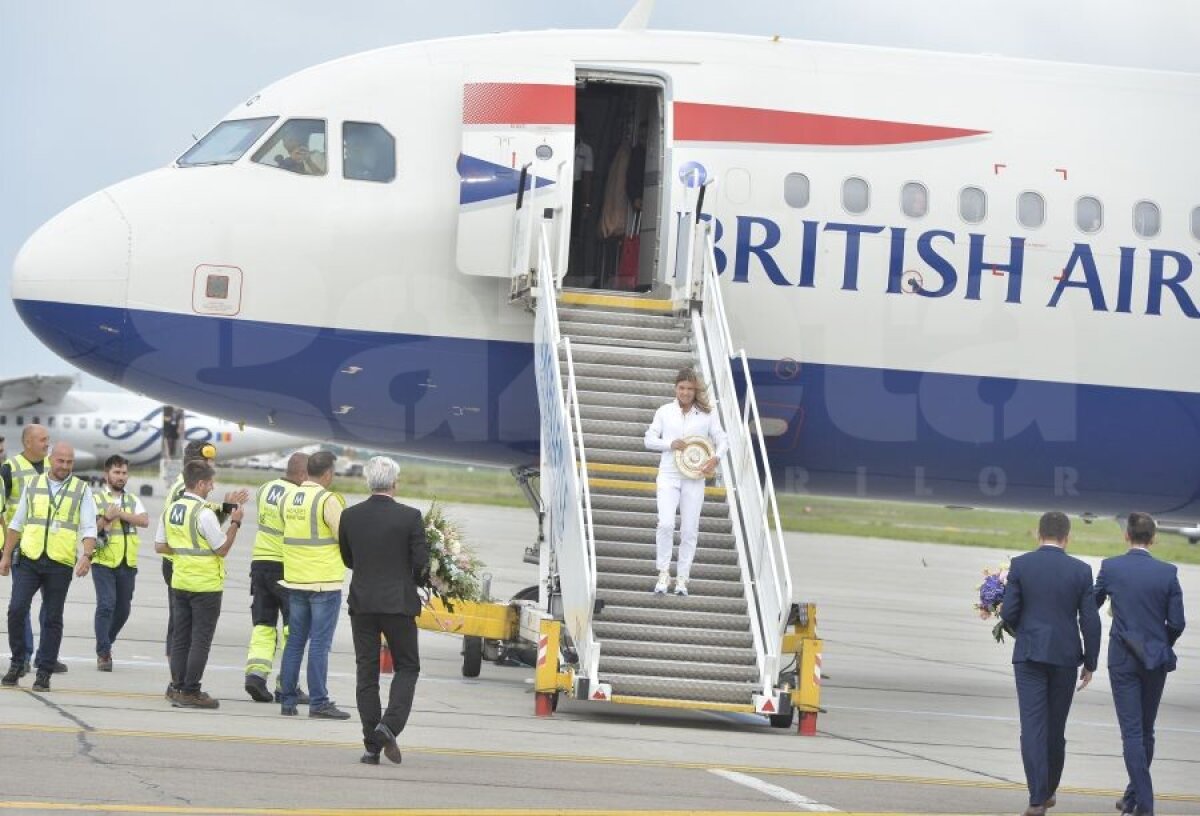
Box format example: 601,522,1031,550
495,178,823,733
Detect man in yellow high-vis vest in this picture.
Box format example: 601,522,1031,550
155,460,243,709
244,452,309,703
1,424,58,675
92,455,149,672
278,451,350,719
0,443,97,692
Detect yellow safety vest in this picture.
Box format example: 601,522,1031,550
18,474,88,568
6,454,48,515
93,489,140,569
253,478,292,562
166,496,225,592
281,484,345,585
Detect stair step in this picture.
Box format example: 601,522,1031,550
573,376,675,399
593,525,735,549
563,334,694,354
596,604,751,631
560,320,687,345
598,673,759,706
591,508,733,535
601,640,757,666
585,446,663,469
589,478,727,501
594,621,754,649
595,539,739,567
595,556,742,582
575,390,671,411
588,492,729,519
599,655,759,684
578,403,660,424
570,361,681,385
559,306,685,330
596,588,746,616
584,462,658,482
580,417,664,439
559,292,674,314
597,572,745,598
563,344,696,369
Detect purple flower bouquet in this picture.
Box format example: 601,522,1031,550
975,563,1015,643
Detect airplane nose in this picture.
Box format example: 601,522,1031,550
12,189,132,379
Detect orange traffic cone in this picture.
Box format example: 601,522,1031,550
380,636,394,674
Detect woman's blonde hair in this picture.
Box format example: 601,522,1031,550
675,368,711,413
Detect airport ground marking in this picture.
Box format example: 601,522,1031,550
2,722,1199,805
709,768,838,811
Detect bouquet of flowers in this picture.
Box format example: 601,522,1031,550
975,562,1015,643
423,501,485,609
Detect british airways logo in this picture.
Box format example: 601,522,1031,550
706,214,1200,317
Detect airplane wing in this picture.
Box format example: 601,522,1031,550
0,375,77,411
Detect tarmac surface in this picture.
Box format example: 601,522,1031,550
0,479,1197,815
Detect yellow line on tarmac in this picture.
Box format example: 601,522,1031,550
2,722,1198,805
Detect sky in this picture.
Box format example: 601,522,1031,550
2,0,1198,391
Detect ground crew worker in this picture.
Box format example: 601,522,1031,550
278,451,351,719
1,424,63,675
0,442,97,691
92,455,149,671
161,440,246,666
244,452,310,704
155,460,244,709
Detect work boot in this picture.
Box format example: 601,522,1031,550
173,690,219,709
274,687,310,705
309,702,351,720
97,653,113,672
52,661,68,674
244,674,272,703
165,684,180,702
31,671,51,692
653,570,670,594
280,704,298,716
19,660,30,678
1,663,20,686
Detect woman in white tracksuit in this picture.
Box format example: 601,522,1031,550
643,369,728,596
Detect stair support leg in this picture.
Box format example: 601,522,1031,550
534,618,562,717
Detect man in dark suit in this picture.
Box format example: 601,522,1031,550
1001,511,1102,816
1095,512,1186,816
338,456,428,765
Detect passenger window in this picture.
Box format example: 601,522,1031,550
343,122,396,183
252,119,328,176
1018,191,1045,229
63,417,72,429
784,173,810,208
842,177,869,214
0,415,6,425
1076,196,1102,234
177,117,277,167
47,416,55,428
1134,201,1160,238
901,182,928,218
94,418,103,429
959,186,987,224
16,416,23,426
1191,206,1200,241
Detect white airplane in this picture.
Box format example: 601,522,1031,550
0,375,301,470
10,24,1200,516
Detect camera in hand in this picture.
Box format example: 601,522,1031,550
221,502,239,516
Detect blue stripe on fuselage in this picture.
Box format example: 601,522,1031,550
457,154,555,206
15,298,1200,516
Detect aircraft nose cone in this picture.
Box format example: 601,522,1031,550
12,189,132,381
13,189,131,302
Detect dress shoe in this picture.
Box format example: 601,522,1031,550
97,653,113,672
245,674,273,703
1021,806,1046,816
2,664,20,686
274,688,310,705
280,705,298,716
374,722,402,764
31,671,51,692
359,751,380,765
310,703,352,720
51,661,68,674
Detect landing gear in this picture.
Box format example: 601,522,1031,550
510,465,544,564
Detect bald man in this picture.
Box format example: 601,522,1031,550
1,443,97,691
1,424,64,675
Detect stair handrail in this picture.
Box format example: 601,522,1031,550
532,216,600,683
689,217,793,696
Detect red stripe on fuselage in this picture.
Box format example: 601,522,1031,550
674,102,987,145
463,83,574,125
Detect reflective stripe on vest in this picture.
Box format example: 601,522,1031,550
93,489,140,569
18,474,87,568
166,496,224,592
281,485,344,585
6,454,48,510
252,479,290,562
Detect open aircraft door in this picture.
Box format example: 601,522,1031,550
455,66,576,279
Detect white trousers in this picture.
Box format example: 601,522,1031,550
655,474,706,581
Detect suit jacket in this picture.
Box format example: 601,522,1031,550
1000,545,1102,671
1095,548,1186,673
338,494,429,617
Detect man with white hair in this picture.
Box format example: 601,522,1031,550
338,456,428,765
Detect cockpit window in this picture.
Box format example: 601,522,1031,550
252,119,328,176
177,117,277,167
343,122,396,183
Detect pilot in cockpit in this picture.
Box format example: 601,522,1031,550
277,134,326,176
